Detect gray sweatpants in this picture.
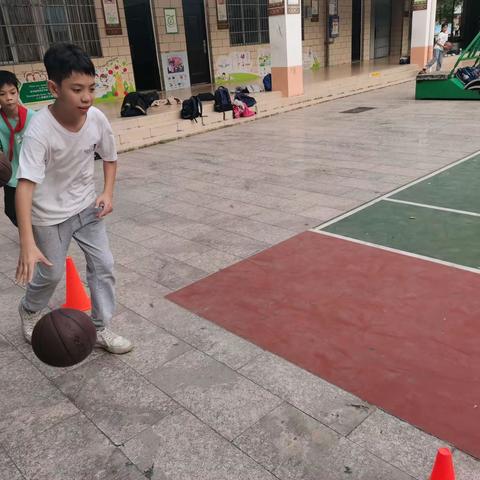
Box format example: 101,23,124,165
22,204,115,329
425,48,444,71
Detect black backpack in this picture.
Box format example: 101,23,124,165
142,90,160,106
121,92,149,117
181,96,202,121
214,86,233,112
234,92,256,108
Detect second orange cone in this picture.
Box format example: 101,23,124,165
62,256,91,312
430,448,456,480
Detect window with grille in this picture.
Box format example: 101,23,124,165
0,0,102,65
227,0,269,46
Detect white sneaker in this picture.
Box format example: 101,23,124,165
19,302,44,344
95,328,133,354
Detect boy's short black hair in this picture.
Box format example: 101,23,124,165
442,23,449,29
0,70,20,91
44,43,96,84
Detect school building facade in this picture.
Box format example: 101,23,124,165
0,0,477,103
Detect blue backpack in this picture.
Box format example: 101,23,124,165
214,86,233,112
263,73,272,92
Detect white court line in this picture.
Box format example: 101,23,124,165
309,150,480,273
384,197,480,217
315,230,480,275
312,150,480,231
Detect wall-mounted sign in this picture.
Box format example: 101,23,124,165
329,14,339,38
328,0,338,15
311,0,319,21
268,0,285,16
412,0,427,10
19,81,54,104
287,0,300,14
216,0,229,29
102,0,122,35
164,8,178,34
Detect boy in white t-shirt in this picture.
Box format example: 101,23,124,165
422,23,449,73
15,43,132,354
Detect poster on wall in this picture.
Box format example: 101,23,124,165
18,58,135,105
216,0,229,29
258,49,271,77
102,0,122,35
161,51,191,91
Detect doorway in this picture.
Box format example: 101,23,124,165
374,0,391,58
352,0,362,62
124,0,161,91
182,0,211,84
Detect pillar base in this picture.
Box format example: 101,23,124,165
271,66,304,97
411,46,434,68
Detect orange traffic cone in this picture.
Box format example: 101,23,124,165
62,257,91,312
430,448,456,480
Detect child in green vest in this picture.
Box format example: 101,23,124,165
0,71,36,226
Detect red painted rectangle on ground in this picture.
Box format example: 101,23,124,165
167,232,480,458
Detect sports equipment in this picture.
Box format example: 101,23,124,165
31,308,96,367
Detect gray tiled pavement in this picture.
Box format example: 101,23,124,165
1,82,479,479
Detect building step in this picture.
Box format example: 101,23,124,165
110,65,418,153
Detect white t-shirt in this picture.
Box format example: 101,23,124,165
435,31,449,50
17,106,117,226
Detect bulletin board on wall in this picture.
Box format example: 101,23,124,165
216,0,229,29
412,0,428,11
161,51,191,91
102,0,122,35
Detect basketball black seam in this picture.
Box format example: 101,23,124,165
62,310,95,345
51,312,76,366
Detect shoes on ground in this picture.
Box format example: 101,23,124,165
95,327,133,354
19,302,44,344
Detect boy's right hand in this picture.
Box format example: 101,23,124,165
16,244,53,286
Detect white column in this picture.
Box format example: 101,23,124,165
410,0,437,67
268,0,303,97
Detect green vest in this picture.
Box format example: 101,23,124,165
0,109,36,187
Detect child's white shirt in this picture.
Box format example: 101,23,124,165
18,106,117,226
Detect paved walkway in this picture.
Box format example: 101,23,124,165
1,82,479,479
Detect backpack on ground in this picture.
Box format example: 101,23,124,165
233,100,256,119
121,92,149,117
234,92,256,108
142,90,160,107
214,86,233,112
263,73,272,92
181,96,202,121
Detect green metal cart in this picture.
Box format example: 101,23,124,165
416,31,480,100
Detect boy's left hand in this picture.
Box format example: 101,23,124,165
95,192,113,218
